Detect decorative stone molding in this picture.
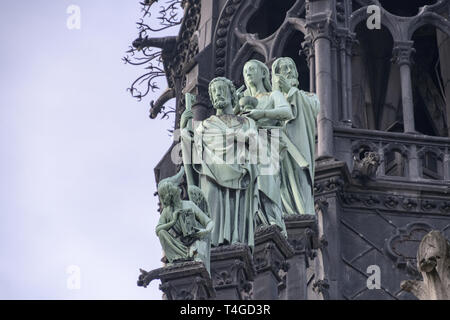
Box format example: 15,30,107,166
402,198,418,211
253,225,295,299
284,214,318,256
385,222,435,277
301,35,315,61
210,244,255,300
212,0,243,77
312,279,330,295
339,191,450,215
314,177,345,194
336,0,346,24
392,41,416,67
254,225,295,265
305,11,336,43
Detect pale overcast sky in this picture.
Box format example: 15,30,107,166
0,1,175,299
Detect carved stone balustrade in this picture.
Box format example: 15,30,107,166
334,127,450,184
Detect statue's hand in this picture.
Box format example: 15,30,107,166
239,96,257,112
194,227,209,239
173,209,182,221
180,109,193,129
239,96,258,108
236,85,246,100
247,109,266,121
274,74,291,94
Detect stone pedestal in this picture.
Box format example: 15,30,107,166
210,244,256,300
157,261,215,300
282,215,319,300
253,225,295,300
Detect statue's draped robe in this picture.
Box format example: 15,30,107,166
280,88,320,215
156,201,212,270
182,115,259,249
242,91,289,235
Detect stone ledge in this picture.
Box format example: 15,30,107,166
255,225,295,259
211,243,256,280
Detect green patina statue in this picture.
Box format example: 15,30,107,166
272,57,320,215
155,166,214,272
161,58,319,266
237,59,292,236
181,77,259,250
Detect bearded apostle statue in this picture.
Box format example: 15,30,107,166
272,57,320,215
180,77,259,250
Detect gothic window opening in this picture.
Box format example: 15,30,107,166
378,0,438,17
385,149,406,177
352,23,399,131
420,150,443,180
411,25,448,137
246,0,296,39
422,152,439,179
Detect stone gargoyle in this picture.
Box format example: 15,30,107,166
400,230,450,300
352,151,381,182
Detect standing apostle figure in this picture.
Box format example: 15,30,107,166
272,57,320,215
180,77,259,249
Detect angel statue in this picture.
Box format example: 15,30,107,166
155,166,214,272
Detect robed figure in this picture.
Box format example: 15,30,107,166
236,59,293,236
155,167,214,272
272,57,320,215
180,77,259,249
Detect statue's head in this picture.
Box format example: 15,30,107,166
272,57,299,87
208,77,237,110
243,59,272,92
157,167,184,207
158,180,181,207
417,230,449,273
